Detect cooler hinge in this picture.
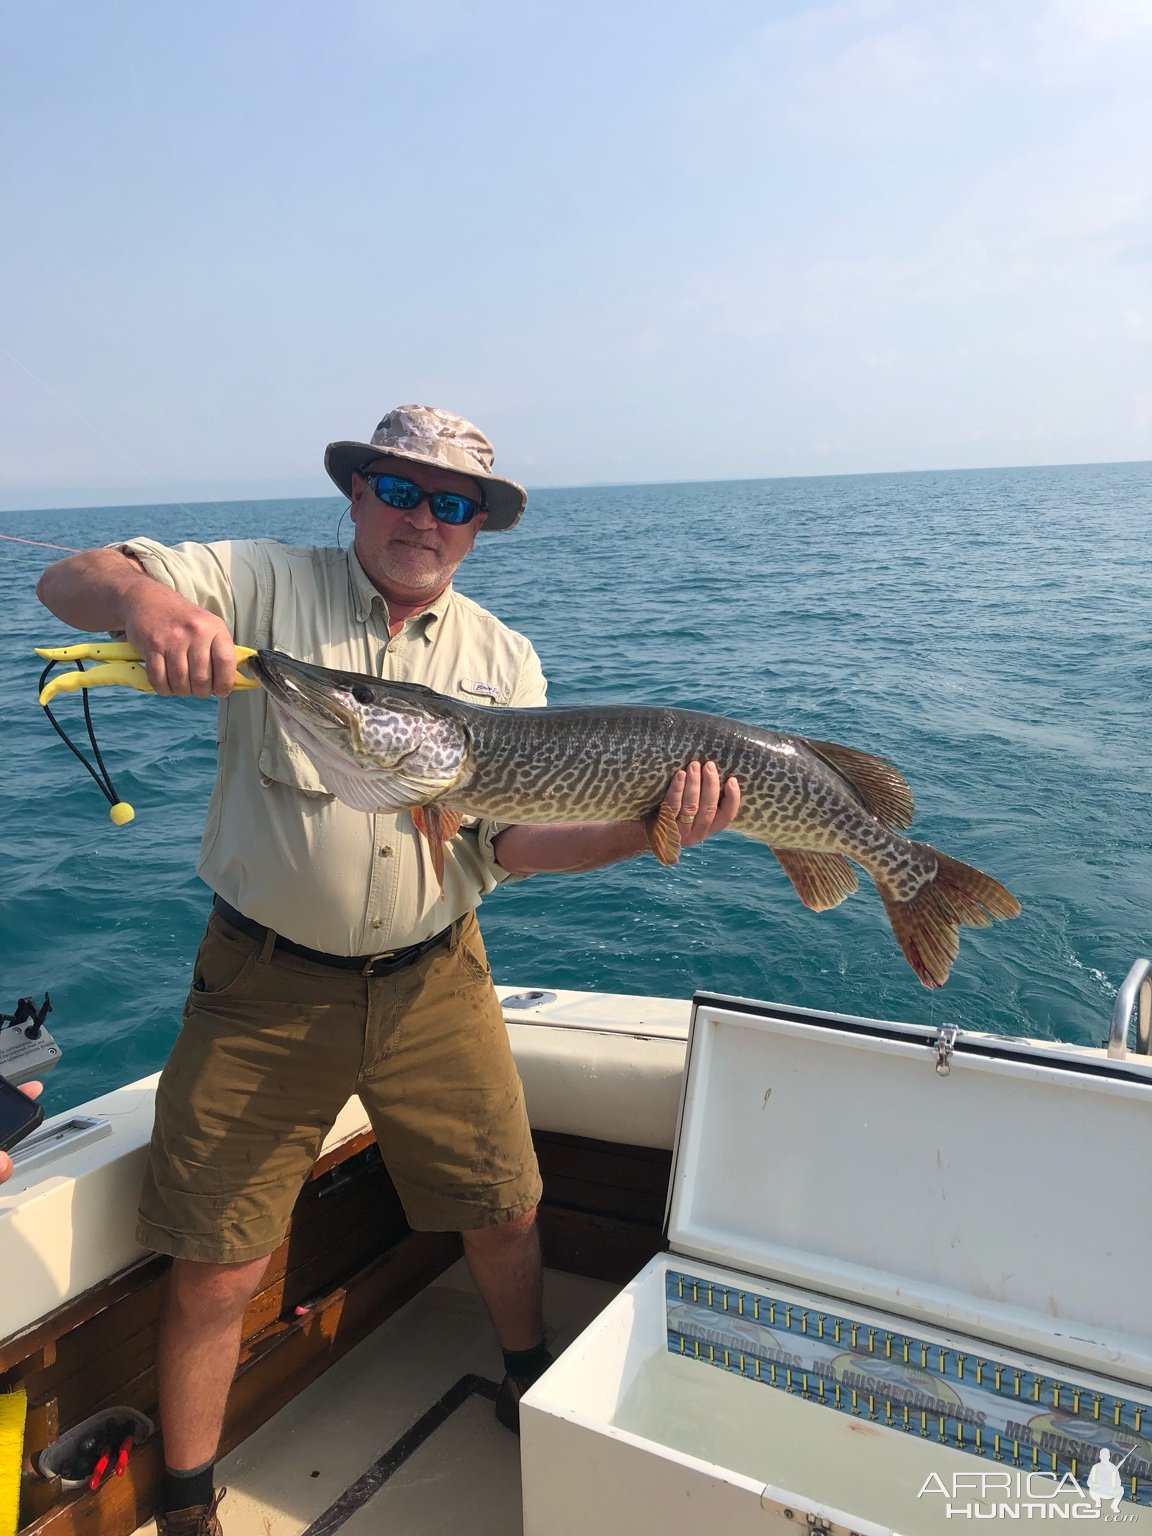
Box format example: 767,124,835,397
804,1517,834,1535
934,1024,958,1075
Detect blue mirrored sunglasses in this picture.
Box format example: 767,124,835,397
360,471,484,526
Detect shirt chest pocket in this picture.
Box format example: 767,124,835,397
454,677,510,707
258,710,334,797
255,629,362,797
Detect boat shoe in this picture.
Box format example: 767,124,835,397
494,1352,554,1435
155,1488,227,1536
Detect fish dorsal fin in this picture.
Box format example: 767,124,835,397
773,849,859,911
643,802,683,867
804,739,915,829
411,805,465,901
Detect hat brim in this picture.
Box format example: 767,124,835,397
324,442,526,532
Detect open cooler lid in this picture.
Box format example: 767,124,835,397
666,993,1152,1385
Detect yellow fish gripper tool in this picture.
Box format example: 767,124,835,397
35,643,260,824
35,643,260,707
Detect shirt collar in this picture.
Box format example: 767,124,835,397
348,545,454,638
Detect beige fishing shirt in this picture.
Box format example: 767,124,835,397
118,536,547,953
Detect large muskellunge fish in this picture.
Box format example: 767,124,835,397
249,650,1021,988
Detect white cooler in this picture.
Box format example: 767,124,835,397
521,993,1152,1534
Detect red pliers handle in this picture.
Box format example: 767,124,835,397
89,1435,133,1491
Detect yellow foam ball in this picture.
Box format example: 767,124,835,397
109,801,136,826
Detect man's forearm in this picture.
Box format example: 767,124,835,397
492,820,651,876
36,548,149,632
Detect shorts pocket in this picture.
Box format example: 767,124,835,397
458,935,492,982
189,918,259,999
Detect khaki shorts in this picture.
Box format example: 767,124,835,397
137,908,542,1263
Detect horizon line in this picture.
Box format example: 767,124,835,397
2,454,1149,519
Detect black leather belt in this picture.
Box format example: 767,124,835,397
211,896,454,977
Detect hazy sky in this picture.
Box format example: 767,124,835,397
2,0,1150,511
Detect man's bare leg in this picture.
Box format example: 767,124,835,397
157,1255,271,1473
462,1208,550,1432
460,1207,544,1350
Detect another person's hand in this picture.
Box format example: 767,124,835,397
0,1082,42,1184
662,761,741,846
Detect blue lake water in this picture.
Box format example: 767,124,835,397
2,462,1149,1113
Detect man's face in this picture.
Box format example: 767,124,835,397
350,454,487,605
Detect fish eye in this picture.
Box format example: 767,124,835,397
351,684,376,705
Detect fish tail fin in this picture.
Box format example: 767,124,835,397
879,844,1021,988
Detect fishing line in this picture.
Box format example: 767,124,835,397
111,0,148,128
1,346,203,523
0,534,80,553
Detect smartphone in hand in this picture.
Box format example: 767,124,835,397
0,1073,44,1153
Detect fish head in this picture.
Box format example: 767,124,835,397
250,650,472,813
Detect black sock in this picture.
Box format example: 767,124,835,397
160,1462,216,1514
501,1339,553,1383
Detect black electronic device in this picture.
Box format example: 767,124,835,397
0,1071,44,1154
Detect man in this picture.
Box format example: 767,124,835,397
37,405,740,1536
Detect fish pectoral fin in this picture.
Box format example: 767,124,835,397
804,739,916,829
411,805,465,901
772,849,859,911
435,807,464,842
644,803,683,867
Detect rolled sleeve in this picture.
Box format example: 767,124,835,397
112,537,267,641
470,818,517,882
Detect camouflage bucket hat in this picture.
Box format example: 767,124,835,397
324,404,527,532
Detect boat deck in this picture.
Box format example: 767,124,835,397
158,1261,615,1536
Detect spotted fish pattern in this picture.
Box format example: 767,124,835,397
251,650,1021,987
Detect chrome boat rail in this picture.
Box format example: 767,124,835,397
1107,957,1152,1059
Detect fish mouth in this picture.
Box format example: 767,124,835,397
251,650,356,730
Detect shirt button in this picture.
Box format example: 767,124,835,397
379,846,393,857
387,640,400,654
371,919,383,929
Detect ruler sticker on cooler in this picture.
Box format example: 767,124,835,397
665,1270,1152,1506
